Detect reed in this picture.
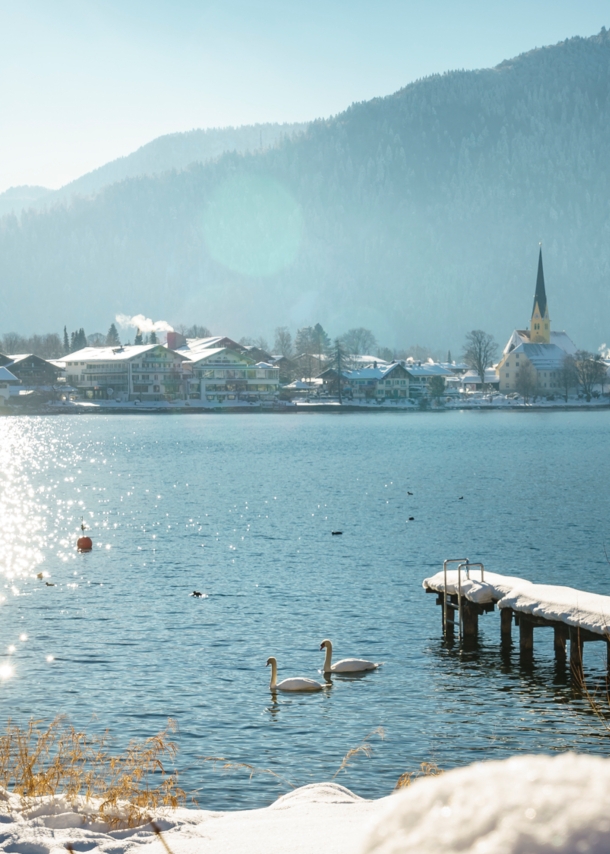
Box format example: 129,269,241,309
0,716,185,827
395,761,443,790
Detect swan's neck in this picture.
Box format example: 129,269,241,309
323,644,333,672
269,660,278,689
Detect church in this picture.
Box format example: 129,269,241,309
496,248,576,394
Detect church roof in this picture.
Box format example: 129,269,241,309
513,342,566,370
532,247,548,318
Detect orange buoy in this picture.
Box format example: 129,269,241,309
77,517,93,551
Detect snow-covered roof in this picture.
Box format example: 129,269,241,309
62,345,187,363
180,347,251,365
0,366,19,383
182,336,241,353
404,363,454,378
461,368,499,384
283,378,323,389
512,342,567,370
550,331,577,355
5,353,52,364
503,329,577,356
348,354,390,367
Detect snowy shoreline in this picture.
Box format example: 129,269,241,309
4,754,610,853
1,399,609,417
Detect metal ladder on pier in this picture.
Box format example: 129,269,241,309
442,558,485,642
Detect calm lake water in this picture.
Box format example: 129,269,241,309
1,411,609,808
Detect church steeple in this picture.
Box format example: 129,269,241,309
530,245,550,343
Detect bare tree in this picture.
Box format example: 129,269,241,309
340,327,377,356
274,327,293,358
87,332,106,347
178,324,211,339
558,354,578,402
1,331,64,359
574,350,608,400
515,362,537,403
462,330,498,390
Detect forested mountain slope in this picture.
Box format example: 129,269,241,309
2,29,609,349
0,123,307,217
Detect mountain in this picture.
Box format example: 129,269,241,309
1,29,609,351
0,185,51,218
0,123,307,217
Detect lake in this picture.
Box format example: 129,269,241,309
0,411,609,808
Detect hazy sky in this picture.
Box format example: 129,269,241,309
0,0,608,193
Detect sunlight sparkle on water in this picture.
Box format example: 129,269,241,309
0,664,14,681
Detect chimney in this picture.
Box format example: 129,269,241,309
166,331,187,350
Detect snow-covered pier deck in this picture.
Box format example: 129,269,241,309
423,563,610,673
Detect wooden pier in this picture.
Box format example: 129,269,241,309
424,561,610,680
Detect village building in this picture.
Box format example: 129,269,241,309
177,344,280,404
0,353,62,388
346,362,411,400
497,248,576,394
0,365,19,402
61,345,189,401
402,362,455,397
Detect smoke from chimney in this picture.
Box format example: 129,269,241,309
116,314,174,334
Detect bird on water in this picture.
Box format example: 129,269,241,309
319,639,380,673
266,657,326,692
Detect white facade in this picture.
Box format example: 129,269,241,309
61,345,188,401
179,346,280,403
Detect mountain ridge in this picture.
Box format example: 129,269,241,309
1,28,609,351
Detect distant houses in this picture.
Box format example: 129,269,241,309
1,255,608,410
59,336,280,404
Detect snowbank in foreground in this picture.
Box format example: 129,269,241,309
4,754,610,853
363,753,610,854
0,782,386,854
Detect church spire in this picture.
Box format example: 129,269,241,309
530,245,550,343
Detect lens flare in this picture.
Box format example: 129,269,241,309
202,173,303,277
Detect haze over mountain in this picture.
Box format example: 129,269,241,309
0,122,307,218
1,29,609,352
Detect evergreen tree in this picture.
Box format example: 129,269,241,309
134,328,143,345
312,323,331,355
149,330,158,344
70,331,76,352
106,323,121,347
63,326,69,354
328,338,351,404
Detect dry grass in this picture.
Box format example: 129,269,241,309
332,727,385,780
395,761,443,790
201,757,296,790
0,716,185,827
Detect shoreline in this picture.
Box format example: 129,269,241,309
1,402,609,416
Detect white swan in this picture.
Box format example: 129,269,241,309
320,639,380,673
266,657,325,692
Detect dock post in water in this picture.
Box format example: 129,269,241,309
554,626,567,665
569,627,584,680
500,607,512,645
519,615,534,655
